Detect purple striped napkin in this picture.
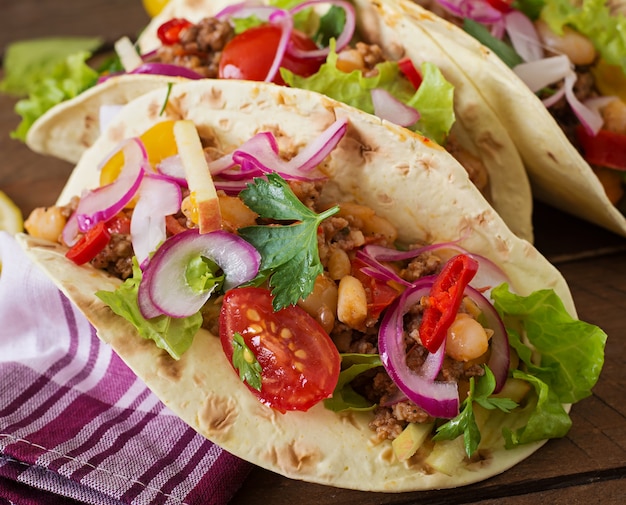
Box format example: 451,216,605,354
0,231,252,504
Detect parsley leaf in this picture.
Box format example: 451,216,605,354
238,173,339,310
232,333,263,391
433,367,518,456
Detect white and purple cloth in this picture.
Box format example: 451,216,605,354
0,232,252,504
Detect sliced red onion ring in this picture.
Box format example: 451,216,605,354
357,242,510,294
131,174,182,267
156,154,187,186
288,0,356,59
138,229,261,318
513,54,571,93
371,88,420,128
129,62,204,80
564,72,604,135
72,139,147,237
379,280,460,419
264,10,293,82
437,0,504,25
466,285,510,393
215,3,279,22
504,11,543,62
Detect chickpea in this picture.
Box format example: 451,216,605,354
24,206,67,243
445,313,490,362
534,20,597,66
336,275,368,330
327,247,352,280
601,98,626,134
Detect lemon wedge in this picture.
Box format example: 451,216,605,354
142,0,170,17
0,191,24,235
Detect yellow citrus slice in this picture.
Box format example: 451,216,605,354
142,0,170,17
0,190,24,235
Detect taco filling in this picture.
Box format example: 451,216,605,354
418,0,626,208
24,111,605,470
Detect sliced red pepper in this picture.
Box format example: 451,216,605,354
157,18,192,46
576,125,626,171
418,254,479,353
485,0,514,13
65,221,111,265
351,257,400,319
398,57,423,90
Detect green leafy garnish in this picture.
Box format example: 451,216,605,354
232,333,263,391
492,284,606,404
95,260,201,360
238,173,339,310
324,353,382,412
433,367,518,457
281,41,455,145
185,256,224,293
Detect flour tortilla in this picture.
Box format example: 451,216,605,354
18,79,574,491
25,74,186,164
393,0,626,237
24,0,534,241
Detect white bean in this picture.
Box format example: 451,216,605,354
535,20,597,66
337,275,368,330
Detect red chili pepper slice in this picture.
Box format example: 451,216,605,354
576,125,626,171
418,254,479,353
157,18,192,46
398,57,423,90
65,221,111,265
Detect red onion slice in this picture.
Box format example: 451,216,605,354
371,88,420,128
65,138,147,245
265,10,293,82
139,229,261,318
504,11,543,62
129,62,204,80
437,0,504,25
513,54,571,93
379,281,460,419
131,174,182,267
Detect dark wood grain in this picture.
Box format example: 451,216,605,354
2,2,625,504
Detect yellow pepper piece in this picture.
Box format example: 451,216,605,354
99,119,179,186
592,59,626,103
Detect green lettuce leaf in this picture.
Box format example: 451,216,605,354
0,37,102,96
491,284,607,404
281,41,455,144
95,261,201,360
10,50,100,141
503,369,572,448
324,353,382,412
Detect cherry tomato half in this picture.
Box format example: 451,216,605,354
219,287,341,413
218,24,324,85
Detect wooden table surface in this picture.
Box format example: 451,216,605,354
2,1,625,503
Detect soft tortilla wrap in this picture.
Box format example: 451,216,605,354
18,79,575,491
392,0,626,237
25,0,534,241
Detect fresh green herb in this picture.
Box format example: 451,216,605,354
185,255,225,293
281,41,455,144
232,333,263,391
238,173,339,310
314,5,346,47
159,82,174,116
463,19,524,68
324,354,382,412
96,259,201,360
433,367,518,457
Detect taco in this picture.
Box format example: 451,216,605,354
18,79,606,491
22,0,534,241
406,0,626,236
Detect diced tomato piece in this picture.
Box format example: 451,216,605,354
576,125,626,171
157,18,192,45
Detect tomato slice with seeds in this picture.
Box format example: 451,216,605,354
219,287,341,413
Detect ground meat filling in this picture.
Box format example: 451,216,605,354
155,17,235,78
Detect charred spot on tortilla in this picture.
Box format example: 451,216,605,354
156,349,185,382
198,87,225,110
266,440,321,474
198,394,238,437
